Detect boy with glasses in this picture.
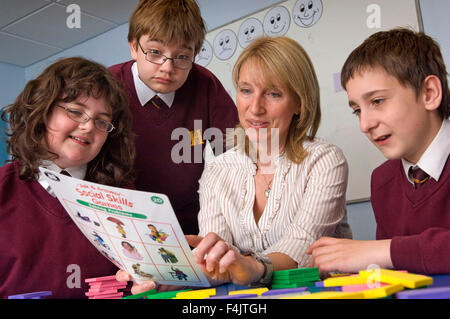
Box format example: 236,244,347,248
109,0,238,236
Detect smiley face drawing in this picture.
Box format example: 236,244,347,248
263,6,291,37
293,0,323,28
195,40,213,67
213,29,237,61
238,17,264,48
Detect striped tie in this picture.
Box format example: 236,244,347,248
409,166,429,188
60,170,71,176
148,95,167,110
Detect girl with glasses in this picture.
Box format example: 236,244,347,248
0,57,136,298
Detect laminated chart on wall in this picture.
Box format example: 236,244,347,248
39,168,210,287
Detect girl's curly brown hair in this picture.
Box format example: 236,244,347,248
1,57,136,187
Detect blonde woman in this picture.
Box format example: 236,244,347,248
186,36,352,286
118,36,352,293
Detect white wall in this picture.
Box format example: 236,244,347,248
419,0,450,83
0,62,25,163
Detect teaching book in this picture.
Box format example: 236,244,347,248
40,167,210,287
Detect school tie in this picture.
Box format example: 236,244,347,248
147,95,168,110
60,170,71,177
409,166,430,189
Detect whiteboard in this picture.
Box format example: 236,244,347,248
195,0,421,202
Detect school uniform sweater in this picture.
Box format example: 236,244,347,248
371,156,450,274
0,162,119,299
109,61,238,235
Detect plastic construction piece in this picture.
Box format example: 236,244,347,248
85,275,128,299
272,275,319,284
328,272,354,278
284,291,365,299
208,293,258,299
315,281,324,287
89,281,127,288
85,289,122,297
122,289,157,299
85,275,117,283
8,291,52,299
145,289,192,299
307,286,341,293
89,292,124,299
321,275,368,287
262,287,308,296
260,287,310,299
173,288,216,299
341,283,389,292
362,284,404,299
219,283,251,295
359,269,433,289
229,287,268,296
429,274,450,288
395,287,450,299
300,290,365,299
273,268,320,280
271,282,316,289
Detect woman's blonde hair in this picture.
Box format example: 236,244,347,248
232,36,321,163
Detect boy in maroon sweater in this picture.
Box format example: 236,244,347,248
109,0,238,237
307,28,450,275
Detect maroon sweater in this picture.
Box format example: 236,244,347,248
109,61,238,235
371,156,450,274
0,162,119,299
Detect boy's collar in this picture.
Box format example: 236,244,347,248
131,62,175,108
402,118,450,183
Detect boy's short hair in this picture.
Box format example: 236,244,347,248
128,0,206,55
341,28,450,119
1,57,135,187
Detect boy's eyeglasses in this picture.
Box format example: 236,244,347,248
138,42,193,70
55,105,115,133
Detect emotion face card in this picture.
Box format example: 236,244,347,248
293,0,323,28
238,17,264,48
213,29,238,60
263,6,291,37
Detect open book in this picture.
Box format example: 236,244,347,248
39,167,210,287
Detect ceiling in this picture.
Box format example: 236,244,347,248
0,0,140,67
0,0,283,68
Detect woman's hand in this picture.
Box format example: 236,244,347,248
186,233,265,286
115,270,183,294
115,269,156,295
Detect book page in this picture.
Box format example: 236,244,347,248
39,168,210,287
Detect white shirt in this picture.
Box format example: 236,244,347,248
131,62,175,108
402,118,450,184
38,161,86,197
197,139,352,267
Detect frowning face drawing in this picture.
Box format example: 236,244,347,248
293,0,323,28
263,6,291,37
195,40,213,67
213,29,237,61
238,17,264,48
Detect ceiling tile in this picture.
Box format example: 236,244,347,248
0,0,50,29
0,32,61,67
3,3,117,49
58,0,139,24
